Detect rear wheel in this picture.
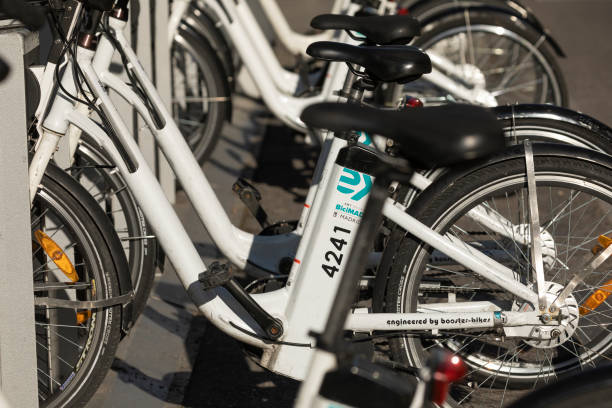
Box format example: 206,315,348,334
71,134,156,324
385,153,612,407
34,165,122,407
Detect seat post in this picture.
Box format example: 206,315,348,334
339,69,358,101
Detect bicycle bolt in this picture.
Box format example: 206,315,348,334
269,326,279,335
541,314,551,323
551,329,561,338
549,305,557,313
539,305,546,311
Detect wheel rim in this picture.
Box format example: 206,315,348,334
409,24,563,106
399,169,612,406
33,187,110,406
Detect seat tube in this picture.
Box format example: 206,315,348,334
268,147,375,379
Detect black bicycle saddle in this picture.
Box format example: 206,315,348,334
301,103,505,168
306,41,431,83
311,14,420,45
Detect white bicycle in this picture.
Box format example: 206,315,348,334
168,0,570,163
23,1,612,407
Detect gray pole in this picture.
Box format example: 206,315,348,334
0,24,40,408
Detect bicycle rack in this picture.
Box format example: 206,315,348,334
0,22,40,408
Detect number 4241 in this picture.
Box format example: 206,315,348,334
322,226,350,278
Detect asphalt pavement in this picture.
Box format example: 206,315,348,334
89,1,612,407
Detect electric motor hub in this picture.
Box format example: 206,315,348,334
524,282,579,349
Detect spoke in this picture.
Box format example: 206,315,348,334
36,340,75,370
491,78,543,97
36,322,86,329
496,35,545,91
37,367,62,387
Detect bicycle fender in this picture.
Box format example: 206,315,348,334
183,3,236,85
406,0,565,57
46,163,135,336
493,104,612,146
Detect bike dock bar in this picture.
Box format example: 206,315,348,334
0,22,39,408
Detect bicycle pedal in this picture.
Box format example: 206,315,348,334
232,178,271,229
198,262,232,290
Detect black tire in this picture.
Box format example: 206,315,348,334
34,164,123,407
72,134,156,325
508,363,612,408
384,151,612,406
391,9,568,106
172,25,230,164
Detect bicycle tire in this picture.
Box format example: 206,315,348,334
72,134,157,325
384,148,612,406
34,164,123,407
391,9,568,106
172,24,230,164
508,363,612,408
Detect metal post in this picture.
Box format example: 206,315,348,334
133,0,175,203
0,25,40,408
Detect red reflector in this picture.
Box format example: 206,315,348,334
405,97,423,108
431,354,467,404
397,7,410,15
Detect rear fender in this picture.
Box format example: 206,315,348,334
493,104,612,147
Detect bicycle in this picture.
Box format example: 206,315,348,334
25,2,612,406
168,0,569,163
299,100,612,406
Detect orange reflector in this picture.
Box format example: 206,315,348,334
76,310,92,325
579,281,612,316
34,230,79,282
581,235,612,315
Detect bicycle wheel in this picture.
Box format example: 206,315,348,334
33,164,122,407
384,150,612,407
71,134,156,324
393,10,567,106
172,24,230,164
508,363,612,408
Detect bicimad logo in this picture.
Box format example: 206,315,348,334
336,168,372,201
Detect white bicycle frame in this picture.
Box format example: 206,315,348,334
29,11,546,381
167,0,498,121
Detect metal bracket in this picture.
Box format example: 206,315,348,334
34,291,134,309
552,242,612,310
524,139,547,310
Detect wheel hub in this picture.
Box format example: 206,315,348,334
523,282,579,349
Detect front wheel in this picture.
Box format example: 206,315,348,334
172,25,230,164
385,151,612,406
34,165,123,407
